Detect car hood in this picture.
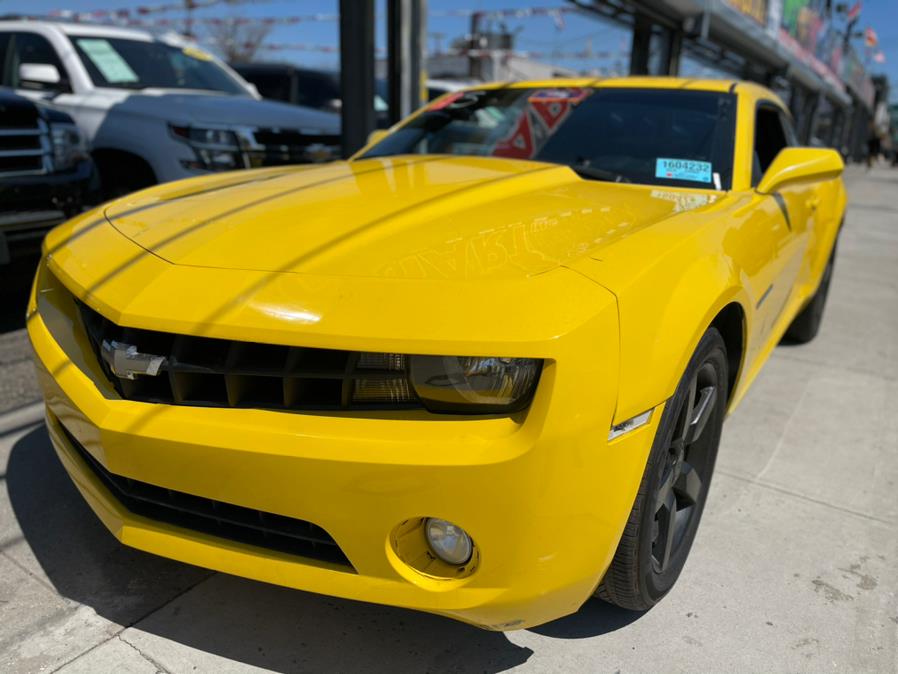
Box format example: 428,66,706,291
104,155,720,281
91,88,340,133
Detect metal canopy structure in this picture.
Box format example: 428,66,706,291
571,0,871,154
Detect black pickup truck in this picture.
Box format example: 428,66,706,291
1,88,97,266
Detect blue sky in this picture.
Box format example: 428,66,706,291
3,0,895,97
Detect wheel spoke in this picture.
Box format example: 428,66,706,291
653,485,677,571
673,461,703,506
686,385,717,444
656,468,674,507
682,376,698,438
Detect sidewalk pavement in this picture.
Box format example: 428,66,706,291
0,166,895,673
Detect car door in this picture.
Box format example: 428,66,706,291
751,102,813,340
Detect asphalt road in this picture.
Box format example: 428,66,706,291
0,166,895,673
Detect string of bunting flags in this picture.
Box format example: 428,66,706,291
247,42,626,61
49,3,580,27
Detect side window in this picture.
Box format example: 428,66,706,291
779,113,799,147
752,105,789,186
8,32,70,90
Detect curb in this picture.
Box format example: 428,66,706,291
0,401,44,437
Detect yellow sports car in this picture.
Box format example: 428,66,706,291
28,78,845,630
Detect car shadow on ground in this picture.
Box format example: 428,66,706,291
5,425,643,672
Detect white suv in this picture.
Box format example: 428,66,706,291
0,19,341,196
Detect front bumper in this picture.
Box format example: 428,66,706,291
28,237,661,629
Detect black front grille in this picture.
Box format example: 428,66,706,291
253,129,341,148
76,300,422,412
0,124,48,175
58,421,354,569
249,128,340,166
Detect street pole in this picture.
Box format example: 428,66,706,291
387,0,426,124
339,0,376,157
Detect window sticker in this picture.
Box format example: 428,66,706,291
77,39,138,83
655,158,713,183
526,88,589,105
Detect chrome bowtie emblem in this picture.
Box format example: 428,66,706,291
100,340,166,380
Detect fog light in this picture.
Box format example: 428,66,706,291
424,518,473,565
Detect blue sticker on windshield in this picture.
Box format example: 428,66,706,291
655,158,713,183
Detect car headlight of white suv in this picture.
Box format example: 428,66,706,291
170,124,245,171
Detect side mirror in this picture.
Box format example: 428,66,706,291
367,129,389,146
18,63,62,91
757,147,844,195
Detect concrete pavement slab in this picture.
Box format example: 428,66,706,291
0,521,120,674
56,637,162,674
0,604,120,674
719,359,898,522
0,424,211,672
0,426,212,627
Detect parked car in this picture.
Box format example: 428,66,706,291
0,87,96,266
0,20,340,197
29,78,845,630
232,63,392,128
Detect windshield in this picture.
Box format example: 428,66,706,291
72,36,247,95
362,87,737,190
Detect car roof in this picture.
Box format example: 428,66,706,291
467,76,782,103
0,18,162,42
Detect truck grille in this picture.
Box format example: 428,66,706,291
76,299,422,412
247,128,340,166
58,421,354,569
0,119,50,176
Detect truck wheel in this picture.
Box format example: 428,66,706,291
597,328,728,611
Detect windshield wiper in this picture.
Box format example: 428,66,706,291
570,164,631,184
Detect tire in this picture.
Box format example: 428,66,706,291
784,244,836,344
597,328,728,611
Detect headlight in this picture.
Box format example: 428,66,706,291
49,122,88,171
347,352,542,413
409,356,541,413
170,124,244,171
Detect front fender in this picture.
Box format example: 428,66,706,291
567,215,754,425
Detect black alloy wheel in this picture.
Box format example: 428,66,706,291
651,360,719,575
597,328,728,611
